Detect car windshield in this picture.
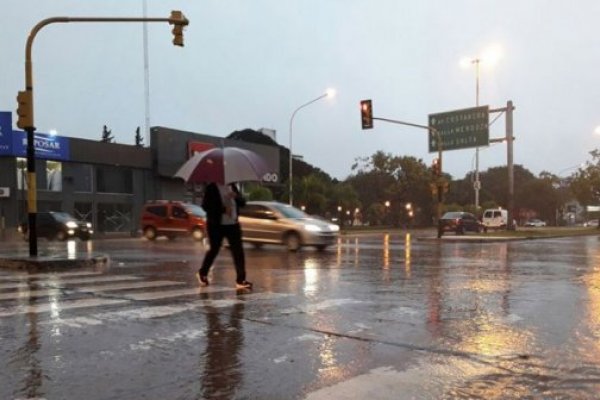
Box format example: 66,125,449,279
442,212,463,219
185,204,206,217
51,212,76,222
270,203,308,219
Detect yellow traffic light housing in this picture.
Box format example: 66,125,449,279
16,90,33,129
169,10,189,47
360,99,373,129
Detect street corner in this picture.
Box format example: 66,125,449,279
0,253,110,271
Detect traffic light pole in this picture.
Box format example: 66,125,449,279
371,117,444,226
19,13,188,256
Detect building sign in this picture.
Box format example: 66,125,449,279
0,111,70,160
12,130,70,161
0,112,12,155
187,141,215,158
428,106,489,152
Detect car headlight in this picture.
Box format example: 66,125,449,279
304,224,322,232
66,221,78,229
86,222,92,228
328,224,340,232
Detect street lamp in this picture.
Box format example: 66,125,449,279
288,88,335,205
17,11,188,256
461,44,503,209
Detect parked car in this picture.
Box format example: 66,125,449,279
584,219,599,227
438,211,482,236
524,219,546,227
238,201,339,251
140,201,206,241
18,211,93,241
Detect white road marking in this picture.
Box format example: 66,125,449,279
78,280,185,292
41,299,244,328
0,271,103,280
0,298,129,318
122,286,236,301
0,288,64,301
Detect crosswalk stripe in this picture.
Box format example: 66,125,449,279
122,286,235,301
41,300,244,329
79,280,185,292
41,275,141,285
0,288,64,301
0,298,129,318
0,271,103,280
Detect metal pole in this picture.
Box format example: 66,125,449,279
371,116,444,224
506,100,515,230
142,0,151,146
474,58,481,210
288,93,328,205
20,13,188,256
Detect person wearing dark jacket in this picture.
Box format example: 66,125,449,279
197,182,252,289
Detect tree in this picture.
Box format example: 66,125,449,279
244,183,273,201
135,127,144,147
101,125,114,143
346,151,433,226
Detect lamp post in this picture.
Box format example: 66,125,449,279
288,89,335,205
473,58,481,210
461,45,502,210
16,11,188,256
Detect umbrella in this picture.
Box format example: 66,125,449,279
174,146,270,184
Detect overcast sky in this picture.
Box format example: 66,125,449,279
2,0,600,181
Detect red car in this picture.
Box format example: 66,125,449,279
140,201,206,241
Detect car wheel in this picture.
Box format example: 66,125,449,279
144,227,157,241
252,242,264,249
192,227,204,241
284,232,301,252
79,233,91,241
315,245,327,251
56,230,67,241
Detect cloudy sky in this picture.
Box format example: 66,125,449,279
2,0,599,181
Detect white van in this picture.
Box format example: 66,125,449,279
482,208,508,230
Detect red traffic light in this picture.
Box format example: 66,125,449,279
360,99,373,130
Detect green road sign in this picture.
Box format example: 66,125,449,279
428,105,489,152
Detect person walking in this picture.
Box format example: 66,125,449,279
196,182,252,289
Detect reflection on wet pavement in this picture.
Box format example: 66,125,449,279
2,234,600,398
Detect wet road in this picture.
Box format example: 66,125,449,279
2,233,600,399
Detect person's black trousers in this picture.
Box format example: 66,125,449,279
199,223,246,283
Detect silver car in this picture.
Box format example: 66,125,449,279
239,201,339,251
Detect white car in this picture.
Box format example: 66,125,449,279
524,219,546,227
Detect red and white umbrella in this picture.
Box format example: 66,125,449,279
174,147,270,184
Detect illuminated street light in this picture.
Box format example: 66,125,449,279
288,88,335,205
461,44,503,210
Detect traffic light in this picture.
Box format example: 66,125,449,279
169,10,188,47
16,90,33,129
360,99,373,129
431,158,441,176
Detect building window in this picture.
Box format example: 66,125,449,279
46,161,62,191
96,166,132,194
73,164,93,193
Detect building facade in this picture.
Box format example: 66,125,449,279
0,112,280,239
